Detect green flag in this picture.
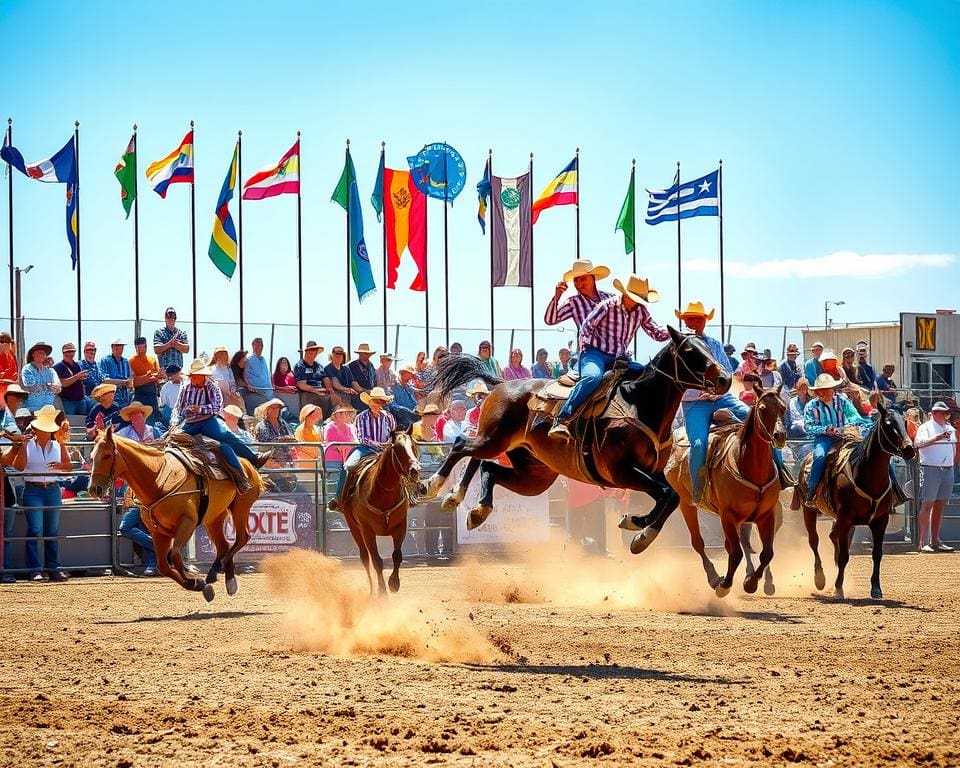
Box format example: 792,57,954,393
115,133,137,218
331,148,376,300
615,165,635,254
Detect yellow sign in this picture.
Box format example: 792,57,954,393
916,317,937,350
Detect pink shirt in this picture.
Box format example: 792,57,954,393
503,364,531,380
323,422,358,463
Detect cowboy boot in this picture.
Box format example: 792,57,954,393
891,473,911,507
548,416,572,440
777,461,796,490
254,451,273,469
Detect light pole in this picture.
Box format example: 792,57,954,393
824,299,845,328
12,264,33,364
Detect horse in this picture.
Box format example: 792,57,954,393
666,385,787,597
420,327,730,555
791,398,915,599
339,429,422,596
88,426,263,601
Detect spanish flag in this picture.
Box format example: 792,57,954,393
373,158,428,291
532,157,578,225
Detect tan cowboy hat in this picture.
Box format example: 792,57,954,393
419,403,441,416
211,344,229,357
299,403,322,422
379,353,398,361
187,358,214,376
90,383,117,401
30,404,61,433
3,383,27,400
300,340,324,353
674,301,715,321
360,386,394,405
254,397,286,420
399,363,416,376
223,404,244,418
331,403,356,416
563,259,610,282
353,342,377,355
613,275,659,304
27,341,53,358
811,373,842,390
466,381,489,397
120,401,153,421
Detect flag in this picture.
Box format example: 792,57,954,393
371,148,385,222
476,159,491,233
208,142,239,279
243,140,299,200
615,166,635,254
532,157,577,225
645,168,719,225
491,172,532,287
331,149,376,301
145,130,194,198
114,133,137,219
375,167,427,291
66,181,78,269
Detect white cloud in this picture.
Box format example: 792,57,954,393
684,251,955,279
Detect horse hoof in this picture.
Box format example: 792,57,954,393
814,570,826,591
202,584,215,602
708,575,722,590
743,577,759,594
441,493,460,513
421,475,444,500
833,588,845,601
205,571,218,585
871,587,883,600
763,580,776,596
629,526,659,555
388,577,400,593
466,506,492,531
715,584,731,598
226,577,238,596
617,514,644,532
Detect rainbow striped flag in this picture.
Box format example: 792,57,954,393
208,142,238,279
243,140,299,200
532,157,578,225
145,130,194,198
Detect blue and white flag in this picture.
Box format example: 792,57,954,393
1,135,77,183
645,168,719,225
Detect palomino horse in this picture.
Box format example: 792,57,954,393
339,430,422,596
792,398,915,599
666,385,787,597
88,426,263,601
421,328,730,554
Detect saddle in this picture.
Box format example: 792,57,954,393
338,452,380,507
528,360,628,419
668,424,745,515
794,438,859,517
162,431,249,490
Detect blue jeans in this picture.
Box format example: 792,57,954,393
335,445,379,498
2,505,16,571
181,416,257,473
22,484,62,572
119,508,155,568
557,347,644,420
684,395,750,499
60,397,89,416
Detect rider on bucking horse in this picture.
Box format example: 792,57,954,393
543,259,614,332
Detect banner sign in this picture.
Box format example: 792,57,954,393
455,468,551,545
194,493,316,561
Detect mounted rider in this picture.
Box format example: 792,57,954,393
549,273,669,440
543,259,613,331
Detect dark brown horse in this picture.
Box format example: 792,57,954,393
420,328,729,554
339,430,422,596
792,399,915,599
666,385,787,596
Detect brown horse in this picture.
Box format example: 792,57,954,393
339,430,422,596
792,398,915,599
666,385,787,597
88,426,263,601
420,328,730,554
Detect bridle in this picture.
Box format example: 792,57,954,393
651,334,721,392
748,391,786,445
873,414,909,457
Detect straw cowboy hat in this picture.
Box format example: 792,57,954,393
674,301,715,321
613,275,659,304
418,403,441,416
254,397,286,420
331,403,356,416
223,404,244,418
90,383,117,401
187,358,214,376
811,373,842,391
299,403,322,422
466,381,490,397
3,384,27,400
30,404,61,433
354,342,377,355
360,386,394,405
27,341,53,358
300,340,324,353
120,401,154,421
379,353,398,361
563,259,610,282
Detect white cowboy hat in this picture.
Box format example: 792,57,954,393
30,404,61,433
563,259,610,282
299,403,322,422
360,386,394,405
223,404,244,418
254,397,286,420
820,348,839,362
120,401,154,421
187,358,214,376
354,342,377,355
466,381,490,397
613,275,659,304
811,373,842,390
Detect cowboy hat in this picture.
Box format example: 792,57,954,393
809,341,825,350
399,363,416,375
211,345,229,356
299,403,322,422
61,342,77,353
742,342,758,355
30,404,61,433
223,404,244,418
331,403,357,416
841,347,855,357
120,401,153,421
300,340,324,353
353,342,377,355
360,386,394,405
931,401,951,412
254,397,286,420
27,341,53,358
674,301,715,321
187,358,214,376
379,353,398,361
786,343,800,353
820,348,838,362
563,259,610,282
418,403,441,415
3,384,27,401
811,373,842,390
14,407,32,419
110,338,125,346
466,381,489,397
90,383,117,400
613,275,659,304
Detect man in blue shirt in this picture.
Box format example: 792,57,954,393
99,338,133,408
779,343,802,390
79,341,103,402
243,337,273,413
855,341,876,389
804,341,824,384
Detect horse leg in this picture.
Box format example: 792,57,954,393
628,469,680,555
803,504,826,591
359,522,387,597
222,493,255,597
744,512,775,595
680,500,721,589
441,457,481,513
169,515,212,601
151,533,188,591
716,515,744,598
388,515,406,593
466,453,557,531
422,428,515,500
343,508,375,595
739,523,756,579
763,502,784,596
830,519,852,600
868,513,889,600
204,512,230,585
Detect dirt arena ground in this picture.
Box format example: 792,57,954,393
3,537,960,767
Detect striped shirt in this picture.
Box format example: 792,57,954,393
355,408,396,447
175,381,223,424
543,290,613,328
803,393,870,437
579,295,669,357
21,363,61,410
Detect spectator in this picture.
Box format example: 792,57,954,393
841,347,861,386
856,341,876,389
758,350,783,389
779,343,802,390
531,348,553,379
116,401,159,443
914,402,958,553
229,349,248,403
735,342,760,380
723,343,738,369
85,383,124,437
21,341,61,411
153,306,190,371
355,387,396,447
553,347,572,377
0,331,17,401
0,385,28,583
79,341,103,401
210,346,243,411
294,403,324,470
295,341,333,415
322,404,358,470
476,340,502,377
272,357,297,394
348,343,377,393
0,384,27,433
221,404,253,445
6,404,72,582
99,338,133,408
804,341,824,384
243,337,273,413
503,348,531,380
391,364,418,411
449,342,463,356
876,363,898,405
159,365,182,426
442,399,470,442
905,407,921,442
323,346,360,409
413,403,441,443
414,351,428,374
787,379,812,438
415,346,449,398
54,343,89,416
465,381,489,437
253,397,296,466
129,336,162,422
375,353,399,389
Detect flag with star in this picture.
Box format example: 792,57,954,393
645,168,719,225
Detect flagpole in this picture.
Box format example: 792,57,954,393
6,118,13,328
74,121,82,346
424,165,430,356
443,141,450,348
631,158,637,359
344,138,351,356
575,147,580,261
381,141,387,352
676,160,681,315
133,125,141,338
718,159,725,340
189,120,198,352
238,130,244,350
488,150,494,355
297,131,303,351
529,151,535,365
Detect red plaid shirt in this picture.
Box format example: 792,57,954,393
578,295,669,357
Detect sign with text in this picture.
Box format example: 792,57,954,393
455,467,551,545
194,493,316,561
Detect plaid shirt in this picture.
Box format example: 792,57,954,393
375,366,399,389
355,408,396,447
544,290,613,328
153,325,189,371
578,295,669,357
80,358,104,395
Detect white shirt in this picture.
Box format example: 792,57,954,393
23,437,61,483
442,419,468,443
915,419,957,467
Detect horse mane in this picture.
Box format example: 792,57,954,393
433,354,503,398
620,342,674,395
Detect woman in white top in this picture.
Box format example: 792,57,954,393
210,346,243,411
4,404,72,581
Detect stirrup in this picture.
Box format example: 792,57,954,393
548,418,571,440
254,450,272,469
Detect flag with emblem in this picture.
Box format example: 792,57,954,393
208,141,239,279
114,133,137,218
332,146,376,300
372,161,428,291
491,172,532,287
243,139,299,200
645,168,719,225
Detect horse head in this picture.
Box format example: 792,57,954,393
875,398,916,461
752,384,787,448
88,424,117,499
666,326,731,395
390,427,422,482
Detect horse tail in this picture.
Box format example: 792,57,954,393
434,355,503,398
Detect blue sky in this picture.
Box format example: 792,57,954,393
2,0,958,364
